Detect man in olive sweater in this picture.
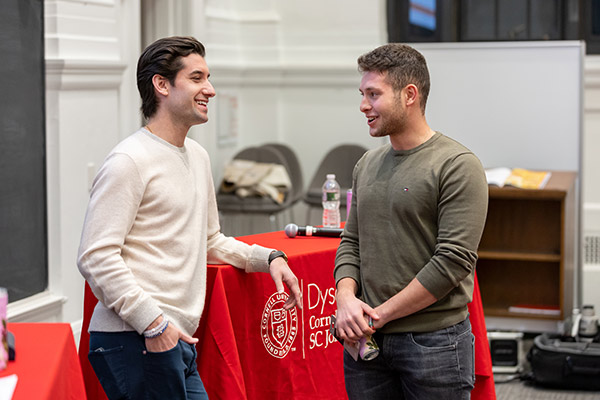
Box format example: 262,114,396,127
333,44,488,399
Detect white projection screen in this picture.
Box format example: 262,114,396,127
413,41,583,173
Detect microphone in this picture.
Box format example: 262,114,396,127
285,223,343,238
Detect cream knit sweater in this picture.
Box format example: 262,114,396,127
78,129,272,336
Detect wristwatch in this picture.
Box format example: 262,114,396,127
268,250,288,265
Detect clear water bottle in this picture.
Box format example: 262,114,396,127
322,173,341,228
562,308,581,340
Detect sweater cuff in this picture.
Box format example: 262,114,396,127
245,245,273,273
334,265,361,289
125,297,164,334
415,266,454,300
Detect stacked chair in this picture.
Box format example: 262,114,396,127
303,144,368,225
216,144,301,236
217,142,367,235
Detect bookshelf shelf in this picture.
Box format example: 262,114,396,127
484,307,561,320
477,171,576,322
478,250,561,263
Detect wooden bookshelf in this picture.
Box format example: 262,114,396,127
477,171,576,321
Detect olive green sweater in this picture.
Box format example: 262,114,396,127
334,132,488,333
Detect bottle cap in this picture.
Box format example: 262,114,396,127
327,174,335,180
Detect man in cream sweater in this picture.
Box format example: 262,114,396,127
77,36,301,400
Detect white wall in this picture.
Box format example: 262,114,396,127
200,0,387,184
582,56,600,311
8,0,600,338
8,0,142,345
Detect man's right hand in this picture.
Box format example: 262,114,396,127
144,316,198,353
334,278,379,344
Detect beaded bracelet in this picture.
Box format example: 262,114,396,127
143,316,169,338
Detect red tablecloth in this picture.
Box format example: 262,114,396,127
79,230,495,400
0,323,87,400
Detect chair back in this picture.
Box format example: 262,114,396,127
305,144,368,206
229,146,282,166
217,145,292,206
262,143,304,205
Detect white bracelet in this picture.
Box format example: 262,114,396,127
143,316,169,338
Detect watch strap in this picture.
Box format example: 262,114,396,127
268,250,288,265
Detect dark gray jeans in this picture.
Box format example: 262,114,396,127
344,318,475,400
89,331,208,400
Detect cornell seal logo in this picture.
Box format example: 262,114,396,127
261,291,298,358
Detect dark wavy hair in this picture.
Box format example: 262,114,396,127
137,36,206,119
357,43,430,114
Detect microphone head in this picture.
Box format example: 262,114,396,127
285,223,298,238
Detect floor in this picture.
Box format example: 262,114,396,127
495,376,600,400
494,372,600,400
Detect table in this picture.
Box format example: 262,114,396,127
79,230,495,400
0,323,87,400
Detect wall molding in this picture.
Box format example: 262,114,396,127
49,0,116,6
585,56,600,88
7,291,66,322
46,59,126,90
201,53,600,100
584,56,600,113
211,64,360,87
205,6,280,23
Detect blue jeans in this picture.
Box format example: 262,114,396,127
89,331,208,400
344,318,475,400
